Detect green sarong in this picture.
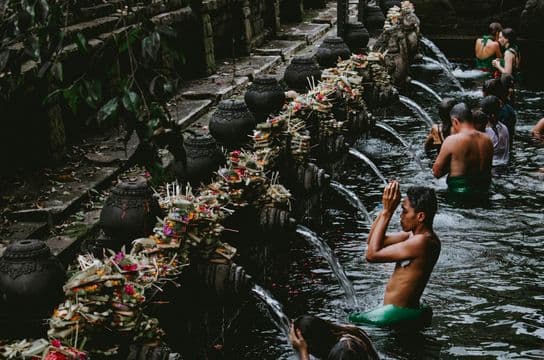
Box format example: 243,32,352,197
447,175,490,195
349,304,431,327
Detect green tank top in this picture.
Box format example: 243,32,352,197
475,35,495,71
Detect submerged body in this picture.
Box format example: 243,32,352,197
350,182,440,327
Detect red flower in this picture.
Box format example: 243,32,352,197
45,351,67,360
122,263,138,271
124,284,135,295
51,339,62,348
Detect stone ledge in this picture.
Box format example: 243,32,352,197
277,22,331,44
167,98,214,129
254,40,305,59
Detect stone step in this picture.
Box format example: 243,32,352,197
277,22,331,44
254,40,305,59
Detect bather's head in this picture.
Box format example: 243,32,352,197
472,109,488,132
449,102,473,133
498,28,516,47
481,95,501,124
489,22,502,41
401,186,437,230
438,98,456,138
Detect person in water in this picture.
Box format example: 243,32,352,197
349,182,440,327
290,315,379,359
472,109,488,132
432,103,493,198
482,78,516,146
492,28,520,79
475,22,503,72
532,118,544,140
424,98,456,153
482,95,510,168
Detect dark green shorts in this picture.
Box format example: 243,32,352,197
349,304,432,327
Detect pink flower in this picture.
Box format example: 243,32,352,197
144,171,151,178
124,284,135,295
113,252,124,263
163,224,174,236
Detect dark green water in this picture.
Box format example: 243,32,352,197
231,66,544,359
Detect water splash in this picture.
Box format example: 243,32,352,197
375,121,424,170
330,181,371,223
296,225,358,308
252,284,290,338
349,148,388,185
421,56,465,92
420,37,454,71
410,79,443,102
398,95,435,128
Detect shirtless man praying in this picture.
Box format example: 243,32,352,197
349,181,441,327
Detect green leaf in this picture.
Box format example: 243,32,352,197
75,32,88,54
63,86,80,114
156,25,177,39
119,27,141,53
36,0,49,23
141,31,160,62
37,60,51,78
0,50,10,73
163,80,174,95
81,79,102,109
51,61,63,82
122,90,140,113
97,97,119,124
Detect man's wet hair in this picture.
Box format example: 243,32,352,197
472,109,488,130
481,95,501,119
483,78,507,101
501,73,515,89
407,187,437,227
438,98,456,123
489,22,502,37
501,28,516,44
449,102,473,123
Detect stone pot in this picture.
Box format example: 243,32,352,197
380,0,401,13
196,260,254,298
364,5,385,31
345,22,370,53
100,176,162,249
0,239,66,337
316,37,351,68
283,55,322,92
244,76,286,123
174,133,225,186
210,99,255,148
296,163,331,193
258,206,297,232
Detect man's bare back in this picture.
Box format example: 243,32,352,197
433,129,493,178
384,231,440,308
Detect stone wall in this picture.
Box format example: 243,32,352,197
0,0,285,170
411,0,525,35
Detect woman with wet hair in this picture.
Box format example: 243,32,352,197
289,315,379,360
492,28,521,79
424,98,456,153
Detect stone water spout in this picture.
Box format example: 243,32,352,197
398,95,435,128
410,79,443,102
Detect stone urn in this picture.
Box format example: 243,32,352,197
315,37,351,68
174,133,225,185
258,206,297,233
296,163,331,193
244,76,286,123
196,260,254,298
380,0,401,13
364,5,385,31
100,176,162,249
0,239,66,337
210,99,255,148
345,22,370,54
283,55,322,92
